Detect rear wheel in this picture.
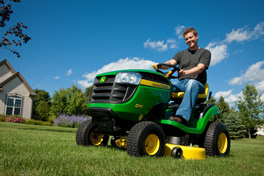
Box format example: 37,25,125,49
203,121,230,156
76,119,109,146
127,121,165,157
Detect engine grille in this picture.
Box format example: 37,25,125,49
140,72,170,85
91,75,137,103
90,72,170,103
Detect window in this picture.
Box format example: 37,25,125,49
5,95,22,116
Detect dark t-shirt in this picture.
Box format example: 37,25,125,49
172,48,211,84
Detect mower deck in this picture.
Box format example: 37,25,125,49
164,143,206,160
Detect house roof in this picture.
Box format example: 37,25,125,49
0,59,36,97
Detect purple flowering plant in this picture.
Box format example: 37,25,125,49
54,113,89,128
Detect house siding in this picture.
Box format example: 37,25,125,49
0,64,13,83
0,91,5,115
257,126,264,136
0,60,34,119
1,77,33,119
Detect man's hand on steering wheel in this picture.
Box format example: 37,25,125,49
152,63,179,79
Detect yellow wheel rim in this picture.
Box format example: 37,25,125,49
90,131,104,146
218,133,228,154
145,134,160,155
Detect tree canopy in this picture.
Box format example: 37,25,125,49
32,89,51,121
51,85,87,116
0,0,30,57
85,85,93,103
236,84,264,138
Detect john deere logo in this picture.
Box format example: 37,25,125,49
100,76,106,83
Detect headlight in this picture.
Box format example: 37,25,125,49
115,72,141,85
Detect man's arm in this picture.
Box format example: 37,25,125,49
178,63,206,76
154,59,177,69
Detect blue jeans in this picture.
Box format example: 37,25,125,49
172,79,205,121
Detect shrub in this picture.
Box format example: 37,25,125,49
54,114,89,128
5,115,25,123
0,114,6,122
25,119,51,126
48,115,56,124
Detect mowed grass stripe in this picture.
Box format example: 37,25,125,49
0,122,264,176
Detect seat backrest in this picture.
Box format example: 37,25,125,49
171,83,209,103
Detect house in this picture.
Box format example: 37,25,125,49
257,126,264,136
0,59,35,119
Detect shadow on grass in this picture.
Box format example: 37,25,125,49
17,127,76,134
106,145,127,151
77,143,127,152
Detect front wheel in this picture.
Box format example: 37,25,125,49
203,121,231,156
126,121,166,157
76,119,109,146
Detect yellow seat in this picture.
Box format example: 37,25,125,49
171,83,209,102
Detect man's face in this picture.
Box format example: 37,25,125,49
184,32,198,49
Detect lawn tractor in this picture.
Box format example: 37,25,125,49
76,63,231,159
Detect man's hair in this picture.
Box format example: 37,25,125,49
182,27,198,37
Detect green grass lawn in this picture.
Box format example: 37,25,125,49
1,122,264,176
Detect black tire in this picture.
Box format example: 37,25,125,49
126,121,166,157
171,147,183,158
203,121,231,156
76,119,109,146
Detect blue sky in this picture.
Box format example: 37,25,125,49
1,0,264,107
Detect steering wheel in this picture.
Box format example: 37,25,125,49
153,63,180,79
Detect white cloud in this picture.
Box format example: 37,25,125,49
205,42,229,66
54,76,60,80
225,27,251,43
175,25,185,35
215,87,264,107
255,80,264,101
228,60,264,103
144,38,177,51
175,25,185,39
167,39,177,49
253,22,264,39
77,57,155,88
255,80,264,94
261,94,264,101
215,89,233,99
215,89,242,107
77,80,93,88
205,21,264,66
229,61,264,85
229,77,242,85
66,69,72,76
225,22,264,43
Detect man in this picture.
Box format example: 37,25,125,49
155,27,211,125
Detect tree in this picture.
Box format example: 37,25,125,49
215,96,230,122
224,109,246,139
51,85,87,116
0,0,31,57
36,101,50,121
84,85,93,103
206,94,216,105
208,96,229,122
236,84,264,138
32,89,51,121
